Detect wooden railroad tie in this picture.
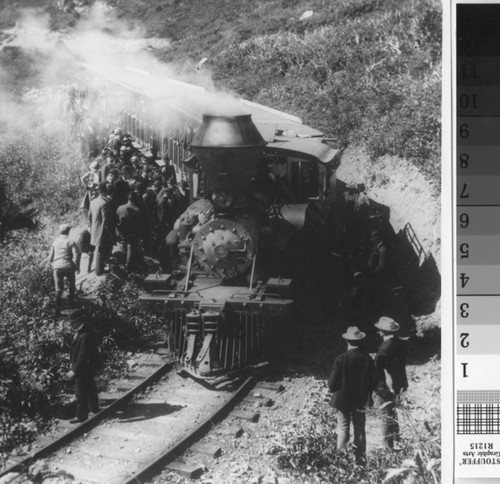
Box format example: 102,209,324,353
166,461,205,479
242,395,273,407
98,392,125,404
114,380,135,392
232,410,260,423
126,368,153,380
216,426,244,438
137,360,164,368
156,348,171,356
257,382,285,392
191,443,222,458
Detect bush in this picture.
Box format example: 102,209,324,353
0,108,83,238
0,230,165,459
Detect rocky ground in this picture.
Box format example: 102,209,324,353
152,351,440,484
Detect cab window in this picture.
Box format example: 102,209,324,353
289,159,320,201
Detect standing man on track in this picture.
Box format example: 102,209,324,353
66,309,100,423
88,182,116,276
373,316,409,450
328,326,376,465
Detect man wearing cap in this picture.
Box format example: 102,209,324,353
48,224,80,317
66,309,100,423
328,326,376,465
373,316,409,449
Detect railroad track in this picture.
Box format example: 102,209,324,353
0,353,258,484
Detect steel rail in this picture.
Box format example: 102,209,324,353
121,375,255,484
0,359,174,480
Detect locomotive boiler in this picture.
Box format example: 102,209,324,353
140,113,326,379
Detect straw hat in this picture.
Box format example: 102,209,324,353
342,326,366,341
374,316,400,332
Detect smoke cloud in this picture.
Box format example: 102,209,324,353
0,1,247,140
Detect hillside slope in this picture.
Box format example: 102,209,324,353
114,0,441,175
0,0,441,174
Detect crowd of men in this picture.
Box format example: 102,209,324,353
79,128,189,276
46,126,190,315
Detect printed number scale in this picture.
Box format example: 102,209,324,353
455,4,500,481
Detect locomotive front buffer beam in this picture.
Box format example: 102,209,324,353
139,290,292,377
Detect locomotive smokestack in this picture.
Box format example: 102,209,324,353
191,114,266,148
190,114,266,205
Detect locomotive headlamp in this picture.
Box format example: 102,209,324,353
210,182,234,209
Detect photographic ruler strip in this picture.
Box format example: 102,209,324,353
455,3,500,482
457,391,500,435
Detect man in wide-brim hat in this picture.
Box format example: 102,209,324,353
327,326,376,465
66,309,100,423
373,316,409,449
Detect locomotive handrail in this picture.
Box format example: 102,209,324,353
185,244,195,291
404,222,427,264
229,291,287,301
150,289,203,298
249,249,258,291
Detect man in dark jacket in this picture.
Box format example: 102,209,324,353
66,309,100,423
88,182,116,276
112,166,133,208
116,191,147,272
328,326,376,465
373,316,409,449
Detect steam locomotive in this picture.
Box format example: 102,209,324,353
138,111,343,379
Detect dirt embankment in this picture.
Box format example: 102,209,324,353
337,146,441,265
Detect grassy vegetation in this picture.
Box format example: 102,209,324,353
113,0,442,177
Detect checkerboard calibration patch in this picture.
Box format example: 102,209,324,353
457,391,500,434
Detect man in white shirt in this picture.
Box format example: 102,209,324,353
48,224,80,317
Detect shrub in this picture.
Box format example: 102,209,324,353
0,109,83,237
0,228,165,459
